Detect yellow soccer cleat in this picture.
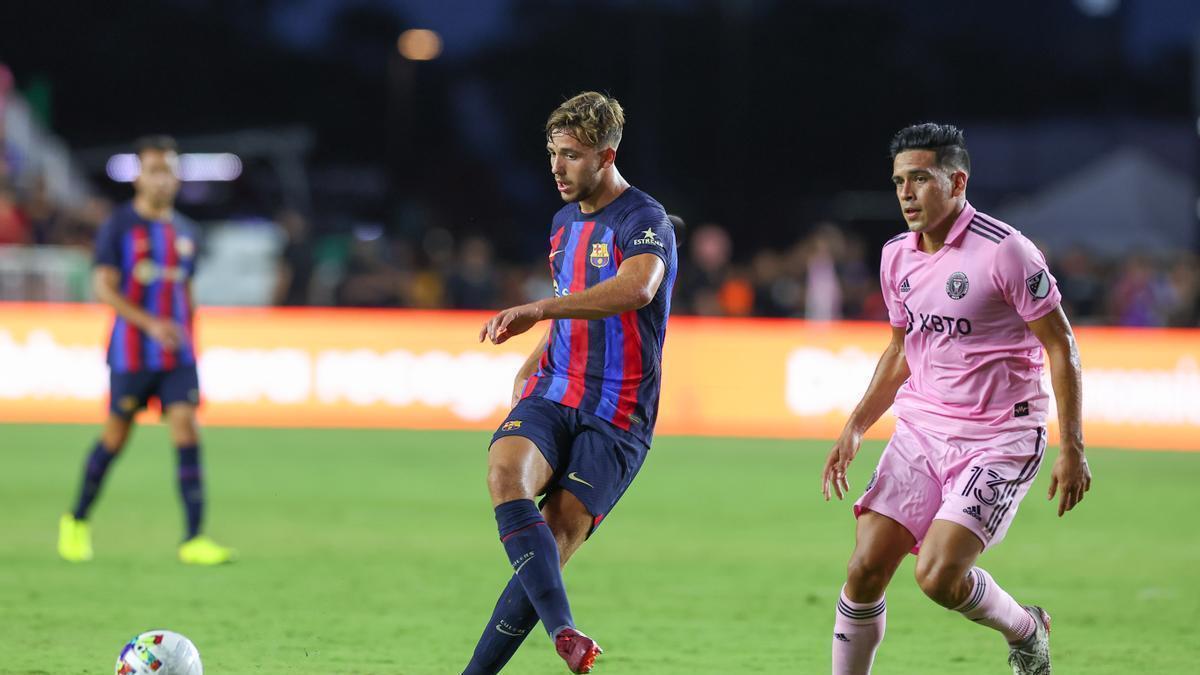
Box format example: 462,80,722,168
178,535,236,565
58,514,94,562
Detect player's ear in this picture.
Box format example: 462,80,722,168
951,170,968,197
599,147,617,169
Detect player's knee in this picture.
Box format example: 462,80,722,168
845,555,891,600
914,558,966,607
171,429,200,447
486,462,533,503
165,407,199,446
544,506,590,547
101,419,132,451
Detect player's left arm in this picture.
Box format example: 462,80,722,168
479,254,665,344
1027,306,1092,517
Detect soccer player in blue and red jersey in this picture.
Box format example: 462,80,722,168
462,92,678,674
57,135,234,566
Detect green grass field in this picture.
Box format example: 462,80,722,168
2,424,1198,674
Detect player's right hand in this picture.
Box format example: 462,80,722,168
822,431,861,501
479,303,544,345
145,318,184,351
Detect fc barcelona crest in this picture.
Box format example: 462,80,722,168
589,242,610,268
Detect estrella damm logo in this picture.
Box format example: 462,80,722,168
589,242,610,268
502,420,522,431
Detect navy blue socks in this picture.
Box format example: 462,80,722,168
462,574,539,675
176,444,204,539
494,499,574,637
72,440,118,520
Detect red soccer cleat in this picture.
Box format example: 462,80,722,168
554,627,603,673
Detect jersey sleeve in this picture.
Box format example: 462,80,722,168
993,235,1061,322
879,246,907,328
93,218,122,268
175,218,199,278
616,205,674,265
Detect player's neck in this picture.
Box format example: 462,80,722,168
577,169,630,214
918,201,965,254
133,196,173,222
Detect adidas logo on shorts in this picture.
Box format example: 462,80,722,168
962,505,983,521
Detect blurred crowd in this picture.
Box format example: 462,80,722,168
0,166,113,250
0,64,113,251
2,151,1197,327
276,213,1200,328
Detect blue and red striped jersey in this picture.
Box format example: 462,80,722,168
522,187,677,445
93,202,199,373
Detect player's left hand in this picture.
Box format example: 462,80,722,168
479,303,544,345
1047,447,1091,517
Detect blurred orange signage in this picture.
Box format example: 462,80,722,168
1,304,1196,451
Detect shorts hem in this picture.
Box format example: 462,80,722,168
931,515,990,550
853,503,926,554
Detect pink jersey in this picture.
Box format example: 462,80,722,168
880,202,1061,439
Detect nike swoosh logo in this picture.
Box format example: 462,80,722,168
567,472,594,488
496,624,524,636
549,250,565,258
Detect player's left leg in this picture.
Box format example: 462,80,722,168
162,367,234,565
917,428,1050,673
540,488,604,674
915,521,1042,647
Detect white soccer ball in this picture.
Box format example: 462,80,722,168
114,630,203,675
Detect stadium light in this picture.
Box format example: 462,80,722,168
1073,0,1119,17
397,29,442,61
106,153,244,182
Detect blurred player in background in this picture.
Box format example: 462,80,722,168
464,92,678,674
58,135,234,566
821,123,1091,674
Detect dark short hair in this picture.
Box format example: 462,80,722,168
133,134,178,157
889,123,970,173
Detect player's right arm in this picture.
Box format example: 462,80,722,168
511,327,550,408
821,325,910,501
93,266,183,350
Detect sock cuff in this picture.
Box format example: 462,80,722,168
494,499,545,539
954,567,991,613
837,586,886,623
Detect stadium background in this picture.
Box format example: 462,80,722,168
1,1,1198,673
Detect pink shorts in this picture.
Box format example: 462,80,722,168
854,419,1047,553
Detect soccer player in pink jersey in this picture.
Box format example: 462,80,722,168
821,123,1092,675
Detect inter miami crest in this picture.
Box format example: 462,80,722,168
589,242,610,268
946,272,969,300
1026,270,1050,299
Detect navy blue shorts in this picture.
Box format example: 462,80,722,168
491,396,650,536
109,366,200,419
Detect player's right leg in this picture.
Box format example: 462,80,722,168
832,511,914,675
465,398,587,674
834,421,943,674
60,372,145,562
487,436,583,655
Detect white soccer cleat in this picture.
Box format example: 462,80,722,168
1008,605,1051,675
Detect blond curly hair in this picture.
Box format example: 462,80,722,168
545,91,625,150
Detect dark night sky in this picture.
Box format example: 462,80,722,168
2,0,1197,257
